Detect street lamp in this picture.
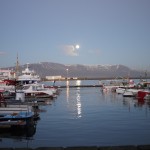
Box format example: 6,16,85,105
66,68,68,80
66,68,69,87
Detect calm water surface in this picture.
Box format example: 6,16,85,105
0,80,150,148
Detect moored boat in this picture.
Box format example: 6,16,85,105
9,82,56,100
136,82,150,100
116,87,126,94
137,90,150,100
122,89,140,97
21,83,55,99
0,91,39,128
100,79,135,93
123,90,135,97
17,63,40,85
0,105,34,128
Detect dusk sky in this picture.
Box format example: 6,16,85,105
0,0,150,70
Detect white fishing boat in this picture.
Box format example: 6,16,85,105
123,90,135,97
17,63,40,85
116,87,126,94
123,89,139,97
116,87,140,97
20,83,55,99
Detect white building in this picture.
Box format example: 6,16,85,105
45,76,63,80
0,69,16,80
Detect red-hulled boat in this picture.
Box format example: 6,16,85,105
137,90,150,100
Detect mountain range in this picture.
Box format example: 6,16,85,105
7,62,149,79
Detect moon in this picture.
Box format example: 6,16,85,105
75,44,80,49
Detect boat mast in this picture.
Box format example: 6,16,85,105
16,53,19,79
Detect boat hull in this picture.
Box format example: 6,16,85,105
137,90,150,99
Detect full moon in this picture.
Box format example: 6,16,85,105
75,44,80,49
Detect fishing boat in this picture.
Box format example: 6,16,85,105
136,82,150,100
17,63,40,85
8,83,56,100
100,78,136,92
137,90,150,100
116,87,126,94
0,107,34,128
116,87,140,97
21,83,55,99
123,89,137,97
0,92,36,128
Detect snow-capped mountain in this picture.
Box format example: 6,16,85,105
7,62,148,79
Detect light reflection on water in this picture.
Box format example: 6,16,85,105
76,87,82,118
1,80,150,148
66,80,82,118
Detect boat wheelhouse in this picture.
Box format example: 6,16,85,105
17,63,40,85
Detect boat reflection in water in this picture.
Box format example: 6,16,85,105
0,120,37,139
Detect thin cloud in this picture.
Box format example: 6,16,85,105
61,45,79,56
0,51,6,55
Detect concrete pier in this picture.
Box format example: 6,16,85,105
1,145,150,150
59,85,102,88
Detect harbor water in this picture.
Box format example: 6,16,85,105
0,80,150,148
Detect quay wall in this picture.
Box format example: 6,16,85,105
1,145,150,150
42,77,150,81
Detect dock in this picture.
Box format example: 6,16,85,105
59,85,102,88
